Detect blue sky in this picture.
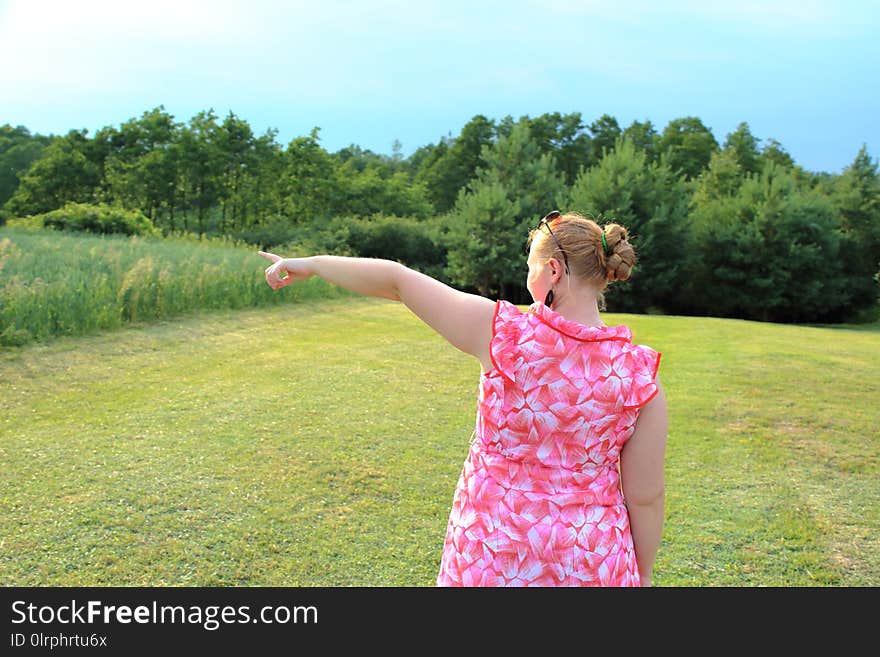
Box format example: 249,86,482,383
1,0,877,173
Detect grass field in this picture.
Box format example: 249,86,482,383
1,296,878,586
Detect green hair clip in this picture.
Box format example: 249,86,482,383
601,231,610,255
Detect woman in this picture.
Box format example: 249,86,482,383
258,210,668,587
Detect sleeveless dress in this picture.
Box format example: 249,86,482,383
436,300,662,587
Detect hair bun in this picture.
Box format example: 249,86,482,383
602,223,637,281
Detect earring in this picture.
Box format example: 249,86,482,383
544,289,554,308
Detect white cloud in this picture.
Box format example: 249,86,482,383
0,0,482,101
0,0,263,94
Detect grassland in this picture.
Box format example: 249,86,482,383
0,227,346,346
1,296,877,586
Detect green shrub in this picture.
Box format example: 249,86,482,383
275,214,449,280
8,202,160,237
228,218,304,251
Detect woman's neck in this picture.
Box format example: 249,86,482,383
548,291,604,328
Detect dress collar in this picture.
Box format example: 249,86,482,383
527,301,632,343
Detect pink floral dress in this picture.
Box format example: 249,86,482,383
436,300,661,587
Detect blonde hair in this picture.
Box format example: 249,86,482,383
527,211,637,309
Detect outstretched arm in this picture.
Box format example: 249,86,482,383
258,253,497,368
619,378,668,586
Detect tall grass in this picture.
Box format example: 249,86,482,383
0,227,348,346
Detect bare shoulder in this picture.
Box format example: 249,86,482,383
393,264,496,369
627,375,668,450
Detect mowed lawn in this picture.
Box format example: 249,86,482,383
1,297,877,586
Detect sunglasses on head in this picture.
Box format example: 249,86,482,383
536,210,570,275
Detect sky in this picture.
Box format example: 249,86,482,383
0,0,877,174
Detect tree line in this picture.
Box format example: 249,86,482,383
1,108,878,323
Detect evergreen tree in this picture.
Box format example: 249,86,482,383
416,115,495,213
445,121,566,299
567,137,690,313
723,122,761,175
833,145,880,308
687,162,856,322
760,138,795,169
693,150,745,203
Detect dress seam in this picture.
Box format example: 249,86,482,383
528,308,632,343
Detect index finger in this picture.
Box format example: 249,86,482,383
257,251,281,263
